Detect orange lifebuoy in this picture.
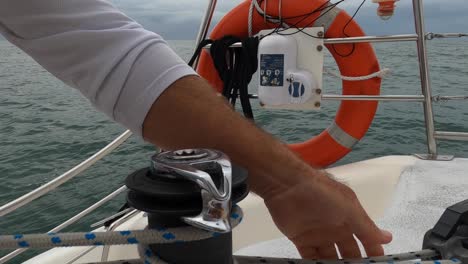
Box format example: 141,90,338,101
197,0,381,168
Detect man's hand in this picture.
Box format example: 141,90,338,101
143,75,391,259
264,169,392,259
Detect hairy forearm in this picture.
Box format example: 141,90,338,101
143,76,392,258
142,75,318,198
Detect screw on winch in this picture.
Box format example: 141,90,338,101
125,149,249,264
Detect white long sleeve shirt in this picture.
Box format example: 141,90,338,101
0,0,197,136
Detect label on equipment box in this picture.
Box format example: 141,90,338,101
260,54,284,87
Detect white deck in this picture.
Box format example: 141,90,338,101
25,155,468,263
237,156,468,258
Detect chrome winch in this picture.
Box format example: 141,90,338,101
125,149,249,264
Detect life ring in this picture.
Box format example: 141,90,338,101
197,0,381,167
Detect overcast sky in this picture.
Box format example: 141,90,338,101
110,0,468,40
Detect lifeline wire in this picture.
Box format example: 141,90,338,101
332,0,367,57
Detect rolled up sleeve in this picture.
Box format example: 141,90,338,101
0,0,197,136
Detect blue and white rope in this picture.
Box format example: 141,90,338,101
138,242,165,264
0,206,243,250
0,203,459,264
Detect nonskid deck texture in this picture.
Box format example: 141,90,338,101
236,158,468,258
379,158,468,254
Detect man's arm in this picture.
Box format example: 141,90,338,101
143,75,309,197
143,75,392,259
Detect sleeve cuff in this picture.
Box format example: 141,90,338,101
114,63,198,137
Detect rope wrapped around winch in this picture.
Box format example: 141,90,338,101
0,204,459,264
0,206,243,249
0,206,243,263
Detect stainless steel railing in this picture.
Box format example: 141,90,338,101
412,0,438,156
1,0,467,262
192,0,218,68
435,132,468,142
0,186,128,263
0,130,132,218
203,34,464,47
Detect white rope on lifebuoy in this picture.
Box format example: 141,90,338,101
324,67,391,81
248,0,289,37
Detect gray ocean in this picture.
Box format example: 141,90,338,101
0,39,467,262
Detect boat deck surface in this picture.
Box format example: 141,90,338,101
237,157,468,258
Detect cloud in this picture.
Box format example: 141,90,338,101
110,0,468,39
110,0,243,39
336,0,468,35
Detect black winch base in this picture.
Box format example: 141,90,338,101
151,232,233,264
125,152,249,263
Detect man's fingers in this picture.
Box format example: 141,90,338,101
297,247,319,260
336,236,362,259
356,227,392,257
353,216,392,257
291,226,351,248
355,224,392,246
362,243,385,257
352,205,392,244
316,244,339,259
349,204,392,257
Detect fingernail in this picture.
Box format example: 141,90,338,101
381,230,393,242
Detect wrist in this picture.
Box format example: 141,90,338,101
248,155,324,201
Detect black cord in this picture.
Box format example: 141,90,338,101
274,0,345,39
193,36,259,120
254,0,367,58
343,0,367,36
188,39,214,67
258,0,342,40
331,0,367,57
254,0,332,22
